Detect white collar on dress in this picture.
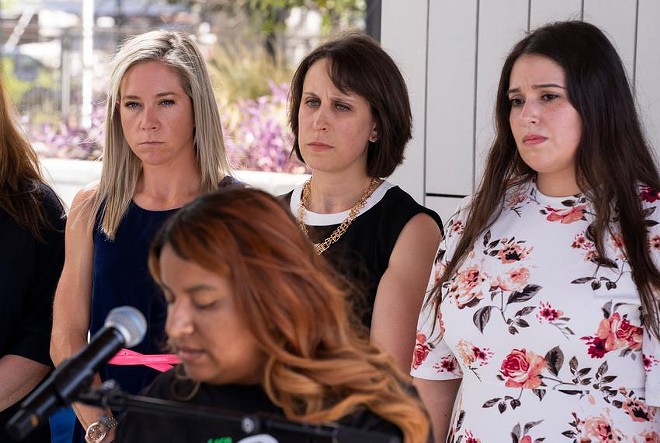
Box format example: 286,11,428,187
289,180,394,226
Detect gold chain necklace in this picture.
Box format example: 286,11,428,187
297,177,381,254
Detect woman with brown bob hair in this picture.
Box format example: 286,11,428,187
284,32,442,373
115,187,430,442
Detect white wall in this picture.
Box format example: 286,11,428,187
41,158,307,208
382,0,660,224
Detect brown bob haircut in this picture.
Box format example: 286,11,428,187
288,32,412,178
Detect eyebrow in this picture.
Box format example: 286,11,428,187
303,91,359,103
507,83,565,94
121,91,179,100
159,282,216,296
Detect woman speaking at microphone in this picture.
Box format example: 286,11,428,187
116,188,430,443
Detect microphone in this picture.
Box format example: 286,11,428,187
6,306,146,440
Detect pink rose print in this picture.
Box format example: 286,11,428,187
432,259,445,284
456,339,493,367
642,431,659,442
451,265,487,309
412,333,430,370
456,340,493,382
609,233,627,260
510,420,544,443
433,355,459,375
571,232,594,250
619,388,656,423
464,430,481,443
500,348,546,389
494,267,530,292
537,301,563,322
507,191,527,207
598,312,642,349
583,249,598,263
544,204,587,224
582,336,607,358
622,397,654,423
582,312,642,358
640,185,660,203
536,301,574,338
649,235,660,251
643,354,659,372
496,242,533,264
450,219,464,235
580,414,623,442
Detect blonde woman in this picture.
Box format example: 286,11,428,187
51,30,236,443
117,188,431,443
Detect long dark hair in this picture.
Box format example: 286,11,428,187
433,20,660,337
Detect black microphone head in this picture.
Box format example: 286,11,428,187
105,306,147,348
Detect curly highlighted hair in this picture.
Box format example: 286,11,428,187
149,187,430,442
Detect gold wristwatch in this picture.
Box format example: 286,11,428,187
85,416,118,443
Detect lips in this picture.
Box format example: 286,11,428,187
140,141,164,146
174,345,205,362
307,141,332,151
522,134,547,145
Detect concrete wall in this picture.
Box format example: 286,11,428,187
41,158,307,208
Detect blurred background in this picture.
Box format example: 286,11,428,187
1,0,382,175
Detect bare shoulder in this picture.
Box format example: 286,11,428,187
68,182,100,227
400,212,442,247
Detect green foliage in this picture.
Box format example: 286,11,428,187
2,56,59,124
239,0,366,36
207,42,293,104
170,0,366,37
2,58,31,106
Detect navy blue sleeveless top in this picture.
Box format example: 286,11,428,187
90,177,241,396
91,201,177,395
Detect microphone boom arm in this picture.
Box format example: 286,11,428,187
76,381,401,443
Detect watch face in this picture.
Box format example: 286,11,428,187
85,423,108,443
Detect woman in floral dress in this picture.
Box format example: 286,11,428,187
412,21,659,442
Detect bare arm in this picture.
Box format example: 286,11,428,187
371,213,441,373
0,355,50,412
50,186,111,430
414,377,461,443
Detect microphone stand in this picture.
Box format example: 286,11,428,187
75,381,401,443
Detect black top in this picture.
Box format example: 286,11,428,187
0,182,65,443
116,369,403,443
283,183,443,327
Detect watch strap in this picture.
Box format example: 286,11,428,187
100,416,118,430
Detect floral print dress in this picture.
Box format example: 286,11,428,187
412,181,659,442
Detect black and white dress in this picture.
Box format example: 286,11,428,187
283,180,442,328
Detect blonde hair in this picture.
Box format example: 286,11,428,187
149,188,430,443
92,29,231,238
